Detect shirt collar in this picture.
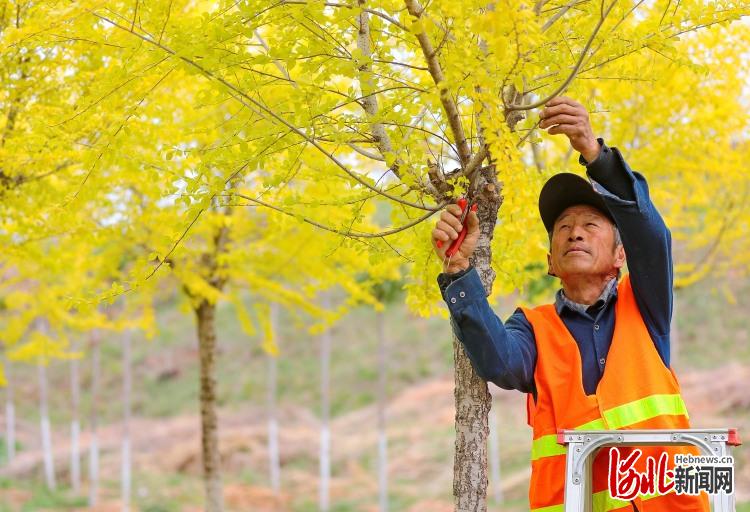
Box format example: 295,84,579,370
555,278,618,316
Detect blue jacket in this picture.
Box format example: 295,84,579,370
437,140,673,397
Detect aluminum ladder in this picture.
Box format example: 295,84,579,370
558,428,742,512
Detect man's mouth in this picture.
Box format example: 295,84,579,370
565,247,589,255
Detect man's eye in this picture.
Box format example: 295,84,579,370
587,222,598,227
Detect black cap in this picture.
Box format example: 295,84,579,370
538,173,614,233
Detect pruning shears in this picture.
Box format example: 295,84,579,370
436,196,478,258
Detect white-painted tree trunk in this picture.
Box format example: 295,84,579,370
121,329,133,512
488,397,503,505
319,294,332,512
268,302,281,494
70,356,81,493
376,310,388,512
671,295,680,368
88,330,101,507
2,354,15,464
38,362,56,490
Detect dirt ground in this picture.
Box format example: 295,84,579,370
1,364,748,511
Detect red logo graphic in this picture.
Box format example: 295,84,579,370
608,448,674,499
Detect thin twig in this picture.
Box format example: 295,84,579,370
92,11,436,211
506,0,618,112
234,192,448,238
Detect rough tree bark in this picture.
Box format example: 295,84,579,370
451,166,502,512
195,300,224,512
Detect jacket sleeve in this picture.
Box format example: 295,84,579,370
438,266,537,393
584,140,673,368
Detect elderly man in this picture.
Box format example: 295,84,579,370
432,97,708,511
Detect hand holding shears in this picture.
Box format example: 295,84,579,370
432,197,480,274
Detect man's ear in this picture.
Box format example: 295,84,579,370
614,244,626,270
547,253,556,277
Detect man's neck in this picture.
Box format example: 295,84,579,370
561,274,617,305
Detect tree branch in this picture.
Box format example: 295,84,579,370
278,1,409,31
506,0,618,112
234,192,447,238
357,1,404,179
404,0,473,167
92,11,437,211
541,0,581,31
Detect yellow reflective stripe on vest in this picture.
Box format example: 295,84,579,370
531,394,686,461
603,393,688,430
592,488,633,511
531,434,567,461
531,418,607,461
530,503,564,512
576,417,607,430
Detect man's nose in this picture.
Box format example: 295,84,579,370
568,225,585,241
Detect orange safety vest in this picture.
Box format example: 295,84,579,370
521,275,709,512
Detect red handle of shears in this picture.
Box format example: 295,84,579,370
436,198,477,256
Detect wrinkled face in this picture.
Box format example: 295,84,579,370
547,205,625,280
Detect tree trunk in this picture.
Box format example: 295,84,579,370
38,361,56,490
3,354,15,464
121,329,133,512
268,302,281,494
488,396,503,505
319,294,332,512
70,356,81,493
88,330,101,507
453,166,502,512
376,310,388,512
195,300,224,512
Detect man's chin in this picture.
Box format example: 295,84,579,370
557,265,596,277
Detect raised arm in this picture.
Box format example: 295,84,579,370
540,97,673,366
584,143,673,363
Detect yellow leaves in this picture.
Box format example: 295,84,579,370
0,0,746,366
7,329,74,365
230,292,257,337
254,303,280,357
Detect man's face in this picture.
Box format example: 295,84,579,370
547,205,625,281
